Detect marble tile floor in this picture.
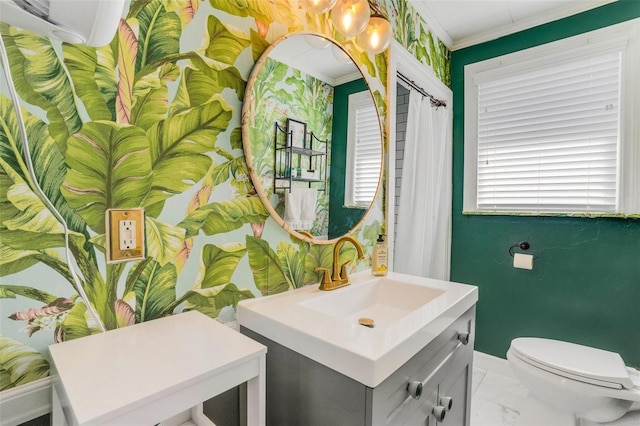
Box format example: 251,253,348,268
471,365,530,426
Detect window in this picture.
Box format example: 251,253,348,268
345,91,382,207
464,19,640,216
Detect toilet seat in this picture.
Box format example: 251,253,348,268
510,338,634,390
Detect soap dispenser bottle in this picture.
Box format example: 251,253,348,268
372,234,388,276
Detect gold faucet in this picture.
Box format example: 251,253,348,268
315,236,365,291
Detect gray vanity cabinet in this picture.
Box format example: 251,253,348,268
241,305,475,426
401,352,471,425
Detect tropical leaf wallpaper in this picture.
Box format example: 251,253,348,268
0,0,449,392
374,0,451,86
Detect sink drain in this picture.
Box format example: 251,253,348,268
358,317,375,328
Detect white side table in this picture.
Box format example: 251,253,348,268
49,311,266,425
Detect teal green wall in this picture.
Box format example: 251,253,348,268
328,78,368,240
450,1,640,367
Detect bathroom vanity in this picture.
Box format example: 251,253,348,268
237,271,477,425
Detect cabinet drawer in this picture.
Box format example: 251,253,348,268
368,306,475,426
405,351,471,426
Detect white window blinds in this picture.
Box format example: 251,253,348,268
476,51,622,213
346,92,382,207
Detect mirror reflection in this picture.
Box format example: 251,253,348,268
243,33,382,242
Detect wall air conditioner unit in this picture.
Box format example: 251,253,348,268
0,0,126,46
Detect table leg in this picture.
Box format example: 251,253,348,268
245,354,266,426
52,387,67,426
191,403,215,426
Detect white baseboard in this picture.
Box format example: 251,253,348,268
473,350,516,379
0,377,52,426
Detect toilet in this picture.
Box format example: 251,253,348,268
507,337,640,425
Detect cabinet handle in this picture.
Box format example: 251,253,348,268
432,406,447,422
407,381,423,400
440,396,453,411
457,331,470,345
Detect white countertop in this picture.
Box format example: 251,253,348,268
237,271,478,388
49,310,266,425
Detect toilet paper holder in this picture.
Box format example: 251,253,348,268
508,241,534,258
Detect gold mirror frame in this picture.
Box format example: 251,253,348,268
241,31,383,245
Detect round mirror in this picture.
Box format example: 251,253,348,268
242,32,383,244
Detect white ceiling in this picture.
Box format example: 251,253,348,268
270,2,618,83
269,35,362,85
407,0,617,50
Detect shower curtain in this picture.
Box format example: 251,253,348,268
395,89,452,280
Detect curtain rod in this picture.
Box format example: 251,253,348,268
397,72,447,108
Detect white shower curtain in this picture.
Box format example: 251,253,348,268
395,89,452,280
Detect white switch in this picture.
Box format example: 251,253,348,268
513,253,533,270
119,220,136,250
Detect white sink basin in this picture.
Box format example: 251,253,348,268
298,277,445,326
237,271,477,388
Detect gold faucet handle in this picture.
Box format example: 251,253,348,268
314,267,332,290
339,260,354,281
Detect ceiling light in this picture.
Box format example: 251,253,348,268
300,0,338,14
304,34,332,49
331,44,353,64
356,15,392,55
301,0,392,55
330,0,370,38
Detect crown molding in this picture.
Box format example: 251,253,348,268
408,0,617,51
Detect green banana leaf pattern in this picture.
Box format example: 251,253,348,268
380,0,450,86
0,0,447,391
0,336,49,390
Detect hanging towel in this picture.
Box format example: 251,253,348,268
284,187,317,230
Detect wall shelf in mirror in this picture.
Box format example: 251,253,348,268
274,121,327,193
241,32,383,243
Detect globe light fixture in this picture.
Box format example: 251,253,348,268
330,0,370,38
301,0,338,14
356,15,392,54
302,0,392,55
305,34,332,49
331,44,353,63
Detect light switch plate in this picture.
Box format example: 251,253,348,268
106,208,145,263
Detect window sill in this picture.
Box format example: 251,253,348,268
461,211,640,220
